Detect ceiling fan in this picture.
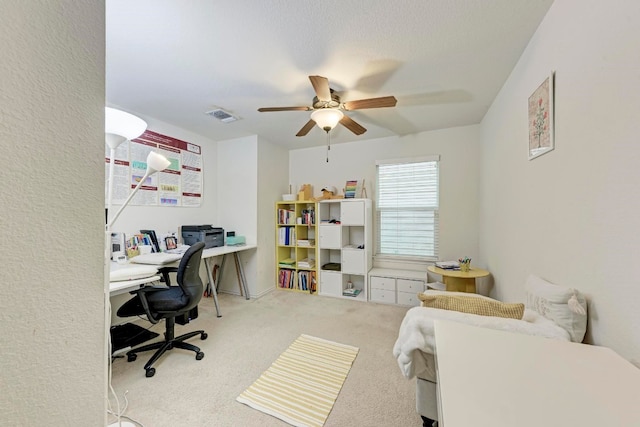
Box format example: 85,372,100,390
258,75,397,137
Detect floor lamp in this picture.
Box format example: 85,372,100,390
104,108,168,426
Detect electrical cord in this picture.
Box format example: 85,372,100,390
107,296,146,427
107,390,146,427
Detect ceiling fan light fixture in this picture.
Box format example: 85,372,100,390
310,108,343,132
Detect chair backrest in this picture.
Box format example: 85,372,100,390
176,241,206,311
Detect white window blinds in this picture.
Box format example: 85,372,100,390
376,157,439,259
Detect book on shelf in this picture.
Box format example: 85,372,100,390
278,258,295,268
296,239,315,247
278,269,295,289
277,208,296,225
297,258,315,268
342,288,361,297
278,227,296,245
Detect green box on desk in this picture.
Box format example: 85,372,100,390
226,235,246,246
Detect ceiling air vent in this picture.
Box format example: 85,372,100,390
205,108,238,123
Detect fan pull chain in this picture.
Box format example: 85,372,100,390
326,131,331,162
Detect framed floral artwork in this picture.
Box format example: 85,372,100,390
528,71,555,160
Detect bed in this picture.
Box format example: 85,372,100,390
393,274,588,426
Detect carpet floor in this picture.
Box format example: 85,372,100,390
109,290,421,427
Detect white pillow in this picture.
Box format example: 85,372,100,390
524,274,587,342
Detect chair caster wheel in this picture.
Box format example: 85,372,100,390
127,353,137,362
145,368,155,378
196,351,204,360
201,332,208,340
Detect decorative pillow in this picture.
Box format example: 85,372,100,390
524,274,587,343
418,293,525,320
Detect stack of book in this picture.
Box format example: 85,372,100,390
297,258,315,269
435,261,460,270
278,258,295,269
342,288,361,297
296,239,315,247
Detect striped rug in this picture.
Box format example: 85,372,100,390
236,334,359,427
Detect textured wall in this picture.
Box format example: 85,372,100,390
289,126,481,268
479,0,640,363
0,1,106,425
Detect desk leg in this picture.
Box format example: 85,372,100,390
234,252,250,300
204,258,222,317
443,277,477,293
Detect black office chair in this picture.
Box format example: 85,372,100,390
117,242,208,377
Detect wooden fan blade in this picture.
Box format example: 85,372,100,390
340,115,367,135
309,75,331,102
343,96,397,110
296,119,316,137
258,106,311,112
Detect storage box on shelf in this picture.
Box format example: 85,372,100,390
318,199,372,301
368,268,427,306
275,200,318,294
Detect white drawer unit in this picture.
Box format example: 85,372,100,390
370,287,396,304
342,248,366,274
340,200,365,225
369,275,397,304
318,225,342,249
368,268,427,306
319,271,343,297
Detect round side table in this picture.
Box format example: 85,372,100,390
427,265,490,293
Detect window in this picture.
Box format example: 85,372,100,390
376,156,439,259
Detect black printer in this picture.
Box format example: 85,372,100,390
181,225,224,248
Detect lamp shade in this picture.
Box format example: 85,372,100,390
146,151,171,174
105,107,147,148
310,108,344,132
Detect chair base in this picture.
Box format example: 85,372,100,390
421,416,438,427
126,318,207,377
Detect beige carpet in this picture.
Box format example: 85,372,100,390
237,334,359,427
109,290,421,427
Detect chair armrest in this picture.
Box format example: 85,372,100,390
129,285,167,324
158,266,179,286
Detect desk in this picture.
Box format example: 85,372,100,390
427,265,489,293
434,320,640,426
110,245,256,317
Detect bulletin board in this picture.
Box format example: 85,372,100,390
105,130,203,207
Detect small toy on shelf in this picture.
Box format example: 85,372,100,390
314,185,344,201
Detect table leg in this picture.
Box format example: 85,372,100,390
234,252,250,300
443,277,477,293
204,257,222,317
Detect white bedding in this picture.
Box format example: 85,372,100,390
393,306,570,380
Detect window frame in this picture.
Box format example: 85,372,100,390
375,155,440,262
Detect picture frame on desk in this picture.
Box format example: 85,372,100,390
165,236,177,250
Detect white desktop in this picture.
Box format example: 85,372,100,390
434,320,640,426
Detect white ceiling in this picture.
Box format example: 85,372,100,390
106,0,553,149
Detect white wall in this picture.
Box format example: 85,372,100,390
108,114,219,236
0,1,105,425
216,136,259,296
289,125,481,270
257,137,289,296
479,0,640,362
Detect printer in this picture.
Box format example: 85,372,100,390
181,225,224,249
